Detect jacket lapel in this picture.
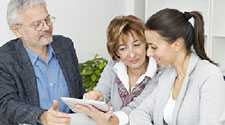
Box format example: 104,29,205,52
50,40,75,98
15,40,40,106
155,68,177,125
172,53,199,125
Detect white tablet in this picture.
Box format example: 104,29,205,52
61,97,109,112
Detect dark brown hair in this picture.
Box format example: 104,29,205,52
107,15,146,60
145,8,216,65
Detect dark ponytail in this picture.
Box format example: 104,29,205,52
189,11,216,64
145,8,216,65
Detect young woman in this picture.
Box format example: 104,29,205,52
130,8,225,125
72,15,158,125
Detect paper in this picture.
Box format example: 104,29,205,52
61,97,109,112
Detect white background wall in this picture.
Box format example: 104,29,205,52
145,0,225,75
1,0,224,75
145,0,209,34
0,0,145,62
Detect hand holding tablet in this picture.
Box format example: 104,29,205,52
61,97,110,112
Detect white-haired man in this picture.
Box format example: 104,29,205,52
0,0,84,125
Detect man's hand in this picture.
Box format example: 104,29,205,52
40,100,71,125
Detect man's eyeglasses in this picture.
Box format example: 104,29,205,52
22,15,56,31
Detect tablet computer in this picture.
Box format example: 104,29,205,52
61,97,109,112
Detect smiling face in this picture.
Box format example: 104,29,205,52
12,4,53,49
116,32,147,70
145,30,177,68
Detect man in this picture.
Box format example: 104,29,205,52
0,0,84,125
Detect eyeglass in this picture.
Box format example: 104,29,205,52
24,15,55,31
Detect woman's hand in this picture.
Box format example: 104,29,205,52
73,104,118,125
83,90,104,101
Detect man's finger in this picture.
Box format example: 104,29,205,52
49,117,71,124
53,110,70,118
50,100,59,111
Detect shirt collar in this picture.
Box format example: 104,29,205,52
48,45,55,60
113,57,157,91
136,57,157,83
182,52,199,77
26,45,55,65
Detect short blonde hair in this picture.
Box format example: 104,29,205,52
106,15,146,60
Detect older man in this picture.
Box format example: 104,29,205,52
0,0,84,125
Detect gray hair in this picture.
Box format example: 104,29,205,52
7,0,46,26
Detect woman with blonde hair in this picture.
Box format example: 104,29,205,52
73,15,158,125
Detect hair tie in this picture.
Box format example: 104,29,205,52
184,12,192,21
184,12,194,26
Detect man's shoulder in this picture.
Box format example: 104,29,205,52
52,35,74,47
0,38,19,59
0,38,19,52
51,35,76,53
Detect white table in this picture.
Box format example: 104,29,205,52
69,113,96,125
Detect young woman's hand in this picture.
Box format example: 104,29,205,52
73,104,118,125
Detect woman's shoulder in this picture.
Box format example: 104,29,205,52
102,59,117,72
195,59,222,77
98,59,117,79
106,59,117,67
191,59,224,88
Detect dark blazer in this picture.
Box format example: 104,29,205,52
0,35,84,125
